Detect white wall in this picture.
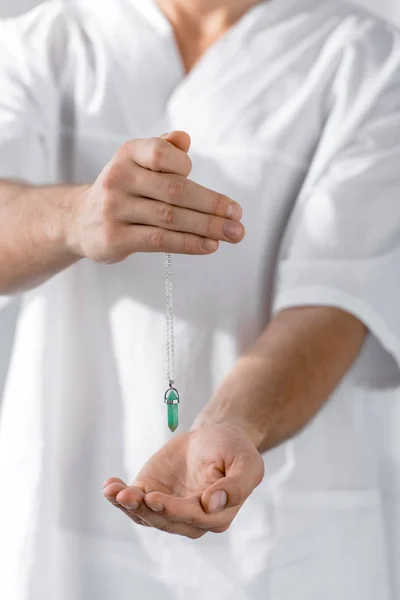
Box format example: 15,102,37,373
0,0,44,17
5,0,397,23
358,0,400,26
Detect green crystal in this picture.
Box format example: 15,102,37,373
166,389,179,402
168,403,179,432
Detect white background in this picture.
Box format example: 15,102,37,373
0,0,399,397
0,0,41,16
1,0,400,21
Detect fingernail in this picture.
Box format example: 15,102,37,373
223,222,242,241
226,203,242,221
120,501,139,510
208,490,227,513
146,502,164,512
202,239,219,252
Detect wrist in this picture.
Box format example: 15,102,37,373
192,406,266,452
63,184,91,258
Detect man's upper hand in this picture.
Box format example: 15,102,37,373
66,131,245,263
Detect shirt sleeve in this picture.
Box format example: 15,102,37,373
0,6,64,183
0,4,67,309
272,20,400,382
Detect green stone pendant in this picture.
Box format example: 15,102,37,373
165,387,180,432
168,404,179,432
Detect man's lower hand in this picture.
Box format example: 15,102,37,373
103,422,264,539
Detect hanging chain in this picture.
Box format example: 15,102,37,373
165,252,175,386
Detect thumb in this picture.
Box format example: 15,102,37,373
160,130,191,154
201,454,265,514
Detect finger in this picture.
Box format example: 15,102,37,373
104,482,128,507
160,131,191,154
114,485,146,511
201,454,265,514
143,491,237,532
117,505,150,527
122,136,192,177
104,480,149,526
129,169,243,222
103,477,126,489
138,508,206,539
117,488,206,539
127,503,206,539
121,225,220,255
118,198,245,243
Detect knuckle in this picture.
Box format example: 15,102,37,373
187,529,206,540
167,178,186,203
98,226,125,264
101,224,117,249
116,141,131,160
184,155,193,177
149,141,167,171
205,216,215,237
101,192,118,219
183,233,200,255
120,140,131,153
235,485,244,505
149,230,165,250
128,163,140,188
162,509,174,519
160,523,172,534
157,203,175,225
210,523,230,534
214,192,227,215
187,516,199,528
102,163,124,191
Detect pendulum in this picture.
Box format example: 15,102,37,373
164,386,179,433
164,252,180,432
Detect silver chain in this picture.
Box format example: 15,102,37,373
165,252,175,386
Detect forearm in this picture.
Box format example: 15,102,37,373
193,306,367,453
0,180,88,294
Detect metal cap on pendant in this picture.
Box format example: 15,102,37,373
164,387,180,405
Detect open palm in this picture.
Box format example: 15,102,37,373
104,423,264,539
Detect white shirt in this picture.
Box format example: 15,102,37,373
0,0,400,598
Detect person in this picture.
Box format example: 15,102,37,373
0,0,399,598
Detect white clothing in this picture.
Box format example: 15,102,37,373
0,0,400,598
